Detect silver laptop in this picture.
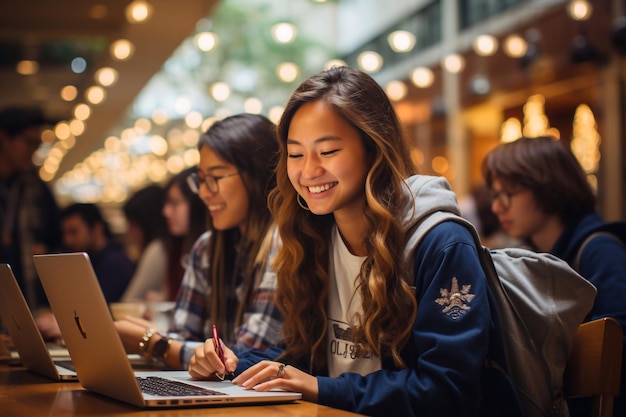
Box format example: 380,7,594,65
33,252,301,408
0,263,78,381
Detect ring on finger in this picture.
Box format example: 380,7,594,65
276,363,286,377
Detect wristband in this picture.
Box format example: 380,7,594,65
138,328,155,357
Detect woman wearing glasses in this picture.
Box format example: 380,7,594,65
482,135,626,417
115,113,282,369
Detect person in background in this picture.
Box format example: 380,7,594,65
61,202,135,303
121,184,168,302
161,166,208,301
187,67,520,417
482,135,626,417
459,183,523,249
0,106,61,311
114,113,283,370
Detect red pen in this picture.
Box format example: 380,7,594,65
212,324,233,378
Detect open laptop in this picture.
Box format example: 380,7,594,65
0,263,78,381
33,252,301,408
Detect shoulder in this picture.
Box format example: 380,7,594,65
418,220,476,250
144,239,167,257
191,231,211,252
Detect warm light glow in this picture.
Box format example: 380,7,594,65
268,106,284,124
523,95,551,137
411,148,424,167
431,156,449,174
410,67,434,88
500,118,522,143
74,104,91,121
16,60,39,75
244,97,263,114
134,118,152,135
500,95,562,142
69,119,85,136
194,32,219,51
442,54,464,73
385,81,407,101
184,148,200,166
388,30,416,53
151,109,169,125
149,135,168,156
166,155,185,174
210,82,230,102
276,62,299,82
55,122,71,140
60,85,78,101
271,22,297,44
357,51,383,73
95,67,118,87
571,104,600,178
183,129,200,147
126,1,153,23
185,111,203,129
85,86,106,104
503,35,528,58
567,0,593,21
41,129,55,144
110,39,135,61
473,35,498,56
324,59,347,70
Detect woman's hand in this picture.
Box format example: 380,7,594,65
232,361,318,402
188,338,238,380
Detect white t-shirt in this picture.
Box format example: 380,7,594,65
327,226,382,377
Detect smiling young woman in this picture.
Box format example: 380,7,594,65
188,67,523,417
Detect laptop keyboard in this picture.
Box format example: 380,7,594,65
136,376,226,397
54,360,76,372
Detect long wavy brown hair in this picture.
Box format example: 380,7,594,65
268,66,418,371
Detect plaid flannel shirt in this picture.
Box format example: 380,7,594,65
171,227,283,366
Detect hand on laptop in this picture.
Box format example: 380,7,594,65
188,338,237,380
232,361,318,402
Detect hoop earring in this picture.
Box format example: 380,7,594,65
297,194,310,211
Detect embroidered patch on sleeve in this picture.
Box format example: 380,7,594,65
435,277,475,319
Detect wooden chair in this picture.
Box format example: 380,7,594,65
564,317,623,417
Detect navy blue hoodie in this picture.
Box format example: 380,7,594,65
234,176,522,417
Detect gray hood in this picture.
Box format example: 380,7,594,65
401,175,462,259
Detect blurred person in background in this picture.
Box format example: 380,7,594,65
160,166,208,301
37,202,135,341
459,183,523,249
121,184,169,302
60,202,135,303
482,135,626,417
0,106,61,312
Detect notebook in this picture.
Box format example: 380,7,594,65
0,263,78,381
33,252,301,408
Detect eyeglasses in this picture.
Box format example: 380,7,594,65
186,172,239,194
491,190,518,210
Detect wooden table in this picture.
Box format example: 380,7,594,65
0,364,364,417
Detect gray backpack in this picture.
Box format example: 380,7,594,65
407,211,597,417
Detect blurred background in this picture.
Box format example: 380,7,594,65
2,0,625,228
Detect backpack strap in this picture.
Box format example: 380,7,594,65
573,231,625,272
